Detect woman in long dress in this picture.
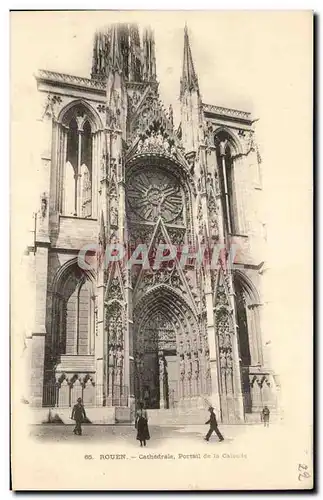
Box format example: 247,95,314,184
135,402,150,447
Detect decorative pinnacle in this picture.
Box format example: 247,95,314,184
180,25,199,97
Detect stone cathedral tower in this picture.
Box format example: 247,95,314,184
26,23,279,424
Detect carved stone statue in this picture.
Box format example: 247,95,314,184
226,353,233,373
110,233,118,245
178,340,184,355
81,165,92,217
185,352,192,379
210,216,219,240
116,347,124,370
180,354,185,380
193,352,199,378
219,139,228,156
163,137,170,152
159,355,165,378
110,195,118,226
224,333,231,350
201,121,210,145
220,351,227,370
116,323,123,346
108,346,115,368
135,352,143,374
156,132,164,146
41,195,47,219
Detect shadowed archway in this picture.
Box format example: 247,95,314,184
133,285,211,409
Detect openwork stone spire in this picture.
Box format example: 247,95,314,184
91,30,109,79
108,24,122,73
180,25,199,97
129,24,142,81
179,25,202,152
91,23,157,83
142,26,157,82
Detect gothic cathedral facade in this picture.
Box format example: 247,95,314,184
27,23,279,423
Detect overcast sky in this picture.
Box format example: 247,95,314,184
11,11,257,115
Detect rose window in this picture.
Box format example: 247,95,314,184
127,168,183,223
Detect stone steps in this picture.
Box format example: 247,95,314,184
46,407,116,424
28,406,282,426
146,409,208,426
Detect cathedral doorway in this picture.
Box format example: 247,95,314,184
133,285,210,410
135,312,180,409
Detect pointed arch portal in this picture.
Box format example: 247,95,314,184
133,285,211,409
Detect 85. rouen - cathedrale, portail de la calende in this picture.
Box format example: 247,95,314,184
23,23,281,425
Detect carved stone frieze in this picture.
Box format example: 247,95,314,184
202,102,252,122
97,104,106,114
106,301,124,349
37,69,106,91
127,88,145,115
166,227,186,245
136,312,176,353
108,276,123,301
207,189,220,242
129,88,173,141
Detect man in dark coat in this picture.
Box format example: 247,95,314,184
261,406,270,427
71,397,86,435
204,406,224,442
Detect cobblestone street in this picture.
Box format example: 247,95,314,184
30,423,282,451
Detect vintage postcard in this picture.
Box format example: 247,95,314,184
11,10,313,490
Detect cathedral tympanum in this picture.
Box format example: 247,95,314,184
27,23,279,423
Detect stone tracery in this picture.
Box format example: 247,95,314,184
127,167,183,223
133,285,210,408
32,23,275,424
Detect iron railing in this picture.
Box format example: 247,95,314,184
42,383,129,408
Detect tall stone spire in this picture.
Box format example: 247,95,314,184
108,24,122,73
179,25,202,153
142,26,157,82
129,24,142,81
91,30,109,79
105,24,127,138
180,24,199,97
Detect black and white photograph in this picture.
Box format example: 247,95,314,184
10,10,313,491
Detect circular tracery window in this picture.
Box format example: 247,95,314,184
127,168,183,223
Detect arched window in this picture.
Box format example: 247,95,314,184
64,114,93,218
215,131,238,235
233,271,262,413
55,102,102,219
235,278,251,367
58,266,95,356
80,120,93,218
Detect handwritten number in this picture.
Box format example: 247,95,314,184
298,463,311,481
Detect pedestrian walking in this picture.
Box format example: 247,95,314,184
204,406,224,442
261,406,270,427
135,401,150,447
71,397,87,435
